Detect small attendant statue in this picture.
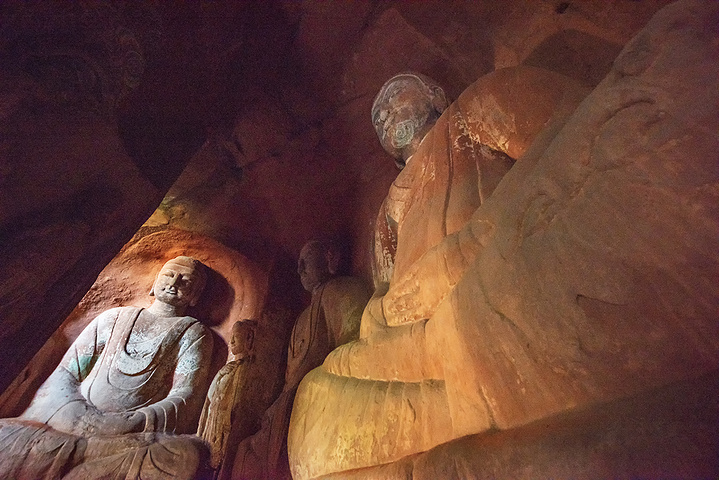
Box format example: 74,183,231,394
198,320,257,479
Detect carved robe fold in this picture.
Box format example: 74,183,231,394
0,306,214,480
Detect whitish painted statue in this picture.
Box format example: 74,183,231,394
288,2,719,478
232,239,370,480
0,256,215,480
198,320,257,479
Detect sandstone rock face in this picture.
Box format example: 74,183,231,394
316,373,719,479
1,0,706,478
0,230,271,421
429,0,719,432
288,1,719,478
0,68,163,396
152,0,667,288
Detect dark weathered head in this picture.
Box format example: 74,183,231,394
371,72,448,168
150,256,208,309
297,240,340,294
229,320,256,357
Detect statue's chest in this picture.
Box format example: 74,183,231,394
125,322,165,358
114,316,178,375
84,309,189,411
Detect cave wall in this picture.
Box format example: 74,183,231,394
0,2,218,394
150,0,673,286
1,0,697,477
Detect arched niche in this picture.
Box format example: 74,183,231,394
0,229,269,420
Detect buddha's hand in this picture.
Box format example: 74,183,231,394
45,400,91,434
383,234,471,326
382,253,448,326
358,283,390,339
74,409,145,436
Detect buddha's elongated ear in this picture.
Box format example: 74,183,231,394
430,85,449,115
326,249,340,276
149,272,159,297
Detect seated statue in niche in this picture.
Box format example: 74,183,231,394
0,256,215,480
289,2,719,478
232,239,370,480
198,319,257,480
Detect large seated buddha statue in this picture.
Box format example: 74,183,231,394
288,1,719,478
0,256,215,479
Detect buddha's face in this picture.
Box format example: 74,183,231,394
372,79,437,166
297,243,331,294
229,322,254,356
152,259,203,308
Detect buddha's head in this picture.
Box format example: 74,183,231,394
297,240,340,294
371,72,448,169
150,256,208,309
229,320,256,358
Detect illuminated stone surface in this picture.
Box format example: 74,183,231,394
289,1,719,478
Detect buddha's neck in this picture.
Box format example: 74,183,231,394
147,300,185,318
233,352,252,362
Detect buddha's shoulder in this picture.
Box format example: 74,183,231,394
98,305,136,316
180,316,211,335
178,318,214,347
94,305,138,324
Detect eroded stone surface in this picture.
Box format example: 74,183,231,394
0,2,209,395
1,1,707,478
316,372,719,480
288,1,719,478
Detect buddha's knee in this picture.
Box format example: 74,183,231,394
289,367,454,479
68,433,209,480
